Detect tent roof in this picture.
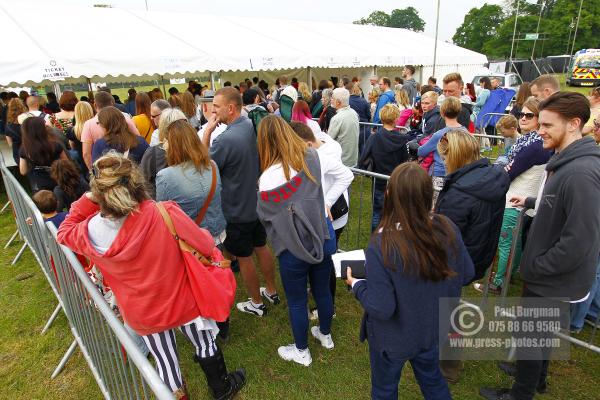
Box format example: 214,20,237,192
0,3,487,86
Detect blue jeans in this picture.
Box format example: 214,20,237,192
371,187,385,232
278,219,336,350
571,256,600,330
370,346,451,400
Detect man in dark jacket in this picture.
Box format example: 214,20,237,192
480,92,600,400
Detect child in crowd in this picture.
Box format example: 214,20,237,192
32,190,68,228
495,115,521,166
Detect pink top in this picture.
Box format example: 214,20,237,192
81,113,141,144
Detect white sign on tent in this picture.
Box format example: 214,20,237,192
41,60,71,82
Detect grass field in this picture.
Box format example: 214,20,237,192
1,169,599,400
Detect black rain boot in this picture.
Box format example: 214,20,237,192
194,349,246,400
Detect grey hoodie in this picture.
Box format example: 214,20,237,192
403,78,418,105
521,135,600,300
257,148,330,263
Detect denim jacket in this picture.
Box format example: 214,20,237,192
156,162,227,237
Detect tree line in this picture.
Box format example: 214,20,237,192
353,1,600,59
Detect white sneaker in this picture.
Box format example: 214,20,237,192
309,309,319,321
260,287,281,305
277,344,312,366
236,299,266,317
311,326,334,349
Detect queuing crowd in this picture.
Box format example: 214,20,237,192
1,69,600,400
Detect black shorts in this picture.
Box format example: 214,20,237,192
224,220,267,257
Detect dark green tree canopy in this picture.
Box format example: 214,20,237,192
453,0,600,58
354,7,425,32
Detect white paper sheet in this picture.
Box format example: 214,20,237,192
331,250,365,278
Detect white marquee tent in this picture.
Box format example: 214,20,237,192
0,3,487,87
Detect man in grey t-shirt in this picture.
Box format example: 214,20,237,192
202,87,279,317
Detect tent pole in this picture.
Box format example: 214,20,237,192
432,0,440,77
373,66,377,77
160,75,167,98
86,77,93,93
209,71,216,90
52,81,62,99
307,67,312,89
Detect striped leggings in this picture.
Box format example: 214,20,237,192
142,323,218,392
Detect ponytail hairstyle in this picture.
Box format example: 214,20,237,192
90,152,149,218
378,162,457,281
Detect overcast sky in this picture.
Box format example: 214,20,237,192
28,0,504,42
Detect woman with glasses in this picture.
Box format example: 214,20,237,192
91,106,149,164
473,97,552,294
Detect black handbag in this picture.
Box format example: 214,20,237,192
330,194,349,221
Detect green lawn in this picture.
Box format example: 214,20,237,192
1,170,599,400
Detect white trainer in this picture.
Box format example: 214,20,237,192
311,326,334,349
277,344,312,366
236,299,266,317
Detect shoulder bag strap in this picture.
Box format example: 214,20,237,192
156,201,230,268
194,160,217,226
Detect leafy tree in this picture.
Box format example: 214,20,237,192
353,11,390,27
353,8,425,32
388,7,425,32
482,15,540,58
452,4,504,54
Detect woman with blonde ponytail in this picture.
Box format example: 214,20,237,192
57,152,246,400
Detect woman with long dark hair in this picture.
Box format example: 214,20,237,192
346,162,474,400
19,116,68,192
257,115,336,366
92,106,149,164
50,158,89,211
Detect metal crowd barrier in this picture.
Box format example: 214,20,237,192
0,162,174,399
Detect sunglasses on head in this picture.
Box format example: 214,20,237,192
518,112,536,120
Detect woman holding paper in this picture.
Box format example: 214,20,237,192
257,115,336,367
346,162,474,400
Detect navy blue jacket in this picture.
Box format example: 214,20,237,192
435,159,509,281
353,220,474,359
349,94,371,123
359,127,409,190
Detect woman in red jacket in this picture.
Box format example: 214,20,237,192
57,152,245,400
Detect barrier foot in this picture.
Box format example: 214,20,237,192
4,229,18,249
41,303,62,335
51,340,78,379
11,243,27,265
0,200,10,214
